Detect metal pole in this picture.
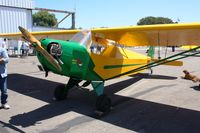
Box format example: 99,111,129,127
54,13,71,28
71,13,75,29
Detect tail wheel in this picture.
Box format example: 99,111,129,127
96,94,111,113
54,84,68,100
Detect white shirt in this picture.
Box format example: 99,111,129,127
1,41,7,49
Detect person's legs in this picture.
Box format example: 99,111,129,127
0,77,8,105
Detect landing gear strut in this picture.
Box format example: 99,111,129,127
54,79,112,114
92,81,112,114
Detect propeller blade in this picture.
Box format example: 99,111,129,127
18,26,62,72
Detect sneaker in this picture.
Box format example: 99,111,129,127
2,104,10,109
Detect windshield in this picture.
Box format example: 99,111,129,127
70,30,92,48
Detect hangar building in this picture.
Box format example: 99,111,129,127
0,0,34,55
0,0,75,56
0,0,75,33
0,0,34,33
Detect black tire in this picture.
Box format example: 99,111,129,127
96,94,111,113
54,84,68,100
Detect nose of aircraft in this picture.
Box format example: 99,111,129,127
18,26,62,72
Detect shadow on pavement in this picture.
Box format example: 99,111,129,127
7,73,200,133
0,121,25,133
191,85,200,91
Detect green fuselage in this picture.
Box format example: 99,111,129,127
37,38,102,81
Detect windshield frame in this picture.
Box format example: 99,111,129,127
70,30,92,49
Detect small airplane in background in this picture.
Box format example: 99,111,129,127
1,23,200,114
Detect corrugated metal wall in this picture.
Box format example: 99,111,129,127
0,0,34,33
0,6,32,33
0,0,34,9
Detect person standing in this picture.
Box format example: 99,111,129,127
2,38,7,50
0,46,9,109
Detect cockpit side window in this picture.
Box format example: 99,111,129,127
90,43,105,55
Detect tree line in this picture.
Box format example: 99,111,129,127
33,11,176,27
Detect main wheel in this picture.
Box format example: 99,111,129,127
54,84,68,100
96,94,111,113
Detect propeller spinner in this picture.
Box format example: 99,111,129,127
18,26,62,72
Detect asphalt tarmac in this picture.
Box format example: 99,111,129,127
1,48,200,133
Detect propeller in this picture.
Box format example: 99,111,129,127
18,26,62,72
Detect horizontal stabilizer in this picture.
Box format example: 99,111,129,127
181,45,199,50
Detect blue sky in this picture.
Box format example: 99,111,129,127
34,0,200,29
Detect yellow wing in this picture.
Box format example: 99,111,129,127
91,23,200,46
0,29,80,40
1,23,200,46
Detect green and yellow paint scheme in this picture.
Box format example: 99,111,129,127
38,38,151,81
2,23,200,113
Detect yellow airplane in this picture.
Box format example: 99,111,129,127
1,23,200,113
